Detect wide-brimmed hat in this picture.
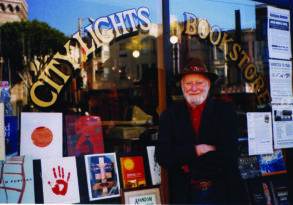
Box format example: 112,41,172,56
179,58,218,82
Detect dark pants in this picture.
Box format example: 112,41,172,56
189,180,225,204
169,174,227,204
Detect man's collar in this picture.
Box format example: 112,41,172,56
186,100,207,110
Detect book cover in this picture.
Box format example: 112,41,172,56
84,153,120,201
0,103,4,160
120,156,146,189
146,146,161,185
238,155,261,179
20,112,63,159
238,137,249,157
271,176,289,205
41,156,80,203
0,81,13,115
0,156,35,203
65,115,104,156
247,179,274,205
257,150,287,176
4,116,18,157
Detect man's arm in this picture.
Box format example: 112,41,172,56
156,110,195,169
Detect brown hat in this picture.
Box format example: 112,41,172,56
179,58,218,82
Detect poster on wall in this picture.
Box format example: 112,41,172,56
247,112,273,155
0,156,35,203
269,59,292,102
20,112,63,159
267,6,291,59
272,98,293,149
41,156,80,204
65,115,104,156
0,103,4,160
146,146,161,185
84,153,120,201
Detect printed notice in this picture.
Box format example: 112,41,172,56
269,59,292,102
272,98,293,149
247,112,273,155
267,6,291,59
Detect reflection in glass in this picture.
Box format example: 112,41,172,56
169,0,267,97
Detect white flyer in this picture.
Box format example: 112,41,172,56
41,156,80,204
269,59,292,102
272,98,293,149
247,112,273,155
146,146,161,185
267,6,291,59
20,112,63,159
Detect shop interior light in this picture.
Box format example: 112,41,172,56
132,50,140,58
170,35,178,44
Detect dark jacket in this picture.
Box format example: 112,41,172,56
156,97,247,204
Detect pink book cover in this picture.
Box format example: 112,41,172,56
65,115,104,156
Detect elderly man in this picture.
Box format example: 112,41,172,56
156,58,246,204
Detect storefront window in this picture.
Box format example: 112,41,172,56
20,0,166,154
58,0,163,153
68,0,163,125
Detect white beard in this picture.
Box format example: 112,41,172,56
182,86,209,107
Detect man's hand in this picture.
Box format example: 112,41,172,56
195,144,216,157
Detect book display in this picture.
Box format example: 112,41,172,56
0,111,161,203
237,122,290,204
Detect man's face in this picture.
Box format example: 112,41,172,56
181,73,210,107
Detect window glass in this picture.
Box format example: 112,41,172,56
169,0,266,98
68,0,162,125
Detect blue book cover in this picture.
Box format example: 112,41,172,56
257,150,287,176
0,156,35,203
4,116,18,157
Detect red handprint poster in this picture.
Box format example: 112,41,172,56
41,156,80,203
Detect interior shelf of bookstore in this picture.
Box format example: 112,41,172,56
1,0,293,204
